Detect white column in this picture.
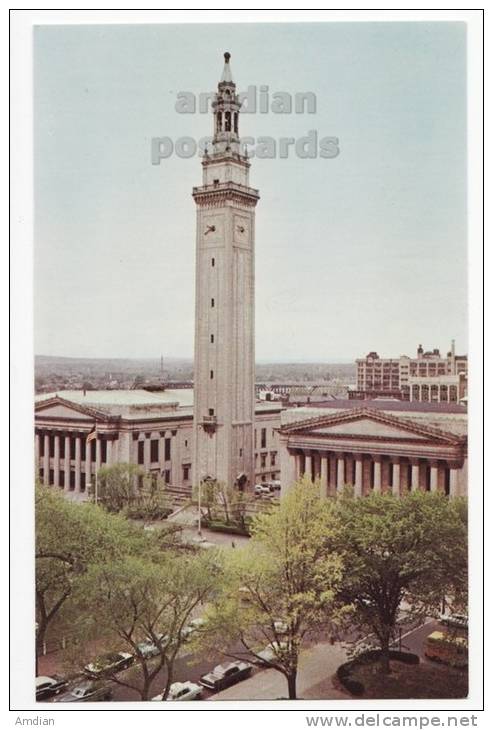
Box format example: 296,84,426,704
449,467,459,497
106,438,113,466
320,454,329,497
64,434,71,491
304,452,312,482
373,457,382,493
75,435,81,492
53,434,60,488
43,434,50,485
392,461,400,496
280,444,297,497
411,461,420,491
96,438,102,475
35,433,40,476
337,456,345,492
430,462,438,492
85,437,92,491
354,457,363,498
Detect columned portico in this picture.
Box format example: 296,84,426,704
277,407,467,499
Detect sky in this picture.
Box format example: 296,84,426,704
34,21,467,361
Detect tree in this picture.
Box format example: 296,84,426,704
94,462,145,512
332,490,468,674
200,479,344,699
35,484,140,671
72,551,220,700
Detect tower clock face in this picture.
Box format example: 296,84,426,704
234,215,250,245
202,215,222,244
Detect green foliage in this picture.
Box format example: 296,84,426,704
93,463,144,512
332,490,468,673
71,550,221,700
199,478,345,699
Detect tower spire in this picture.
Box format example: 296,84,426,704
211,51,241,155
220,51,233,84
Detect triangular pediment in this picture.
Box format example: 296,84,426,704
310,418,429,440
280,408,463,445
35,396,115,422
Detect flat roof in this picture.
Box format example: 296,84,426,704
305,398,467,415
35,389,194,408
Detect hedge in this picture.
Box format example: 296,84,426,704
336,650,420,696
205,520,251,536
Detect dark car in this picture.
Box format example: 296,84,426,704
199,661,252,691
36,675,68,701
53,680,113,703
84,651,134,677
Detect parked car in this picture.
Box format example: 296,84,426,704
254,641,288,665
53,680,113,702
181,618,207,641
273,619,288,635
199,661,252,691
84,651,134,677
152,681,203,701
135,634,168,659
36,675,68,701
255,484,271,496
439,613,468,630
424,631,468,668
269,481,281,493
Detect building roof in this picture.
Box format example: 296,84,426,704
304,398,467,415
35,389,194,408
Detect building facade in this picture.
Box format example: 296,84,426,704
278,400,467,498
192,53,259,492
353,341,468,403
34,390,281,497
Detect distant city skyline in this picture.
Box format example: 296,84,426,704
34,22,467,360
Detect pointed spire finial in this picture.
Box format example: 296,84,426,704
220,51,233,84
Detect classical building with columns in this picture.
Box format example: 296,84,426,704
34,390,282,498
278,399,467,498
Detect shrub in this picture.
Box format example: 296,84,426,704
336,650,420,695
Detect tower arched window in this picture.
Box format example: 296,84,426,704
234,112,238,134
225,111,231,132
217,112,222,133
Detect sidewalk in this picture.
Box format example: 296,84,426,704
209,641,349,700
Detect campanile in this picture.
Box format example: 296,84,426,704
192,53,259,492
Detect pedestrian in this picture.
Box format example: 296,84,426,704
231,540,236,548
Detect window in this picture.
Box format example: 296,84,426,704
69,470,75,490
261,428,267,449
91,439,96,460
138,441,145,465
164,469,171,484
211,258,215,267
164,438,171,461
49,436,55,458
150,439,159,463
183,466,189,481
70,437,76,460
270,452,276,466
271,473,276,480
59,470,65,488
39,467,44,480
208,408,214,416
101,439,107,463
185,439,188,447
59,438,65,459
261,454,266,468
210,334,214,343
213,178,220,185
80,473,86,492
239,448,243,457
49,469,54,485
211,298,215,307
210,370,214,379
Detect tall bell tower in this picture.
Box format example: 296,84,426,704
192,52,259,493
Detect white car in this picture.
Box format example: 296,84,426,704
439,613,468,630
255,484,271,496
181,617,207,640
254,641,288,664
152,681,202,701
136,634,169,658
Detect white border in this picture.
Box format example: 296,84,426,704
8,6,485,724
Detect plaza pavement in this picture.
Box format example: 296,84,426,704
209,641,349,701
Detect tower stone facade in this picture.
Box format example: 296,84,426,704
192,53,259,492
